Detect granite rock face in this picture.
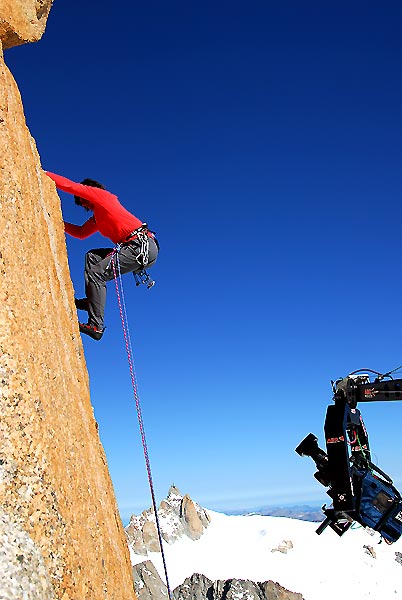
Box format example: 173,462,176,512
0,510,54,600
0,0,53,49
172,573,305,600
132,560,168,600
0,14,136,600
126,485,211,555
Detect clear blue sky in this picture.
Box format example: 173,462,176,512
6,1,402,522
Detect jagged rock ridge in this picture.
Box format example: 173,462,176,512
0,4,136,600
131,567,304,600
126,485,211,555
173,573,304,600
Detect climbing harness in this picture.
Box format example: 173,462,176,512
123,223,151,267
110,253,172,600
123,223,157,288
106,223,157,289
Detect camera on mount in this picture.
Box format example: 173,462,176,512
296,371,402,543
295,434,330,488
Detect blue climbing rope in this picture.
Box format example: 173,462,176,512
110,251,172,600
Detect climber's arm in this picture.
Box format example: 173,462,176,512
64,217,99,239
46,171,110,207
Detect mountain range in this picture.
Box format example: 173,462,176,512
228,504,324,522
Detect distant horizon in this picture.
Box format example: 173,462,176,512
119,487,327,525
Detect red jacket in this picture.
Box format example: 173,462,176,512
46,172,144,244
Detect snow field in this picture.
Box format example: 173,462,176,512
130,510,402,600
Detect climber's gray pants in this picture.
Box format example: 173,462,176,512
84,238,158,330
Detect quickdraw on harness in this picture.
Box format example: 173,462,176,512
133,270,155,289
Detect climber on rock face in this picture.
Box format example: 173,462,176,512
46,171,159,341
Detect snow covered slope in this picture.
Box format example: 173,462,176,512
129,509,402,600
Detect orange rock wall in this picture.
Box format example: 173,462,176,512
0,0,53,49
0,40,136,600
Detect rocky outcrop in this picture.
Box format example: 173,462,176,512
126,485,211,555
0,4,136,600
132,560,168,600
271,540,294,554
172,573,305,600
181,493,205,539
0,0,53,49
363,545,376,559
132,566,305,600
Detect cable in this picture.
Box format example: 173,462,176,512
356,433,371,470
381,364,402,379
347,364,402,381
347,368,383,378
111,252,173,600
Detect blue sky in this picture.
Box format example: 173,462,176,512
6,1,402,521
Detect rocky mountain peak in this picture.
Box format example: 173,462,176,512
126,486,211,555
167,484,182,499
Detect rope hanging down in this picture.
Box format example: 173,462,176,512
111,252,173,600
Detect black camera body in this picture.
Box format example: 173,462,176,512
296,373,402,543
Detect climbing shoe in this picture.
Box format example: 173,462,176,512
79,322,104,341
75,297,89,311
